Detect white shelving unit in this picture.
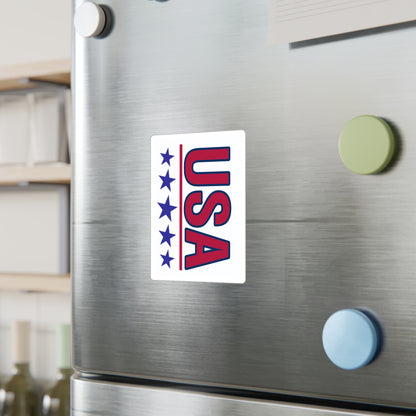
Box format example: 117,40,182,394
0,273,70,293
0,62,71,293
0,59,71,91
0,165,71,185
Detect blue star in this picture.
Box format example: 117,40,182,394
161,250,174,268
160,225,175,246
158,196,176,221
161,148,174,166
159,170,175,191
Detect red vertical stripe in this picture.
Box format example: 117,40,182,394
179,144,183,270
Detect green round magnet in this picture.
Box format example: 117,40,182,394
339,115,395,175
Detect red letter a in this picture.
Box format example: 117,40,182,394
184,228,230,270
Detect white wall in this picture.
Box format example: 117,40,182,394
0,291,71,381
0,0,72,67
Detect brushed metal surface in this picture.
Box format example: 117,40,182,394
71,377,403,416
73,0,416,408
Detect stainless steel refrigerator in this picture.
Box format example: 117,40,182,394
72,1,416,415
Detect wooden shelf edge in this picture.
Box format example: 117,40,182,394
0,165,71,185
0,273,70,293
0,59,71,91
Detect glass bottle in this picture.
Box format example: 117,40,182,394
0,321,38,416
42,324,72,416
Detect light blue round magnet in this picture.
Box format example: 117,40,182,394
322,309,380,370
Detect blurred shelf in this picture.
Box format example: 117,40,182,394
0,273,70,293
0,165,71,185
0,59,70,91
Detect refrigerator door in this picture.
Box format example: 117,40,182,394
73,0,416,408
71,378,403,416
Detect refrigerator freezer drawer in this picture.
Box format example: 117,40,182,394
73,0,416,408
72,378,404,416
